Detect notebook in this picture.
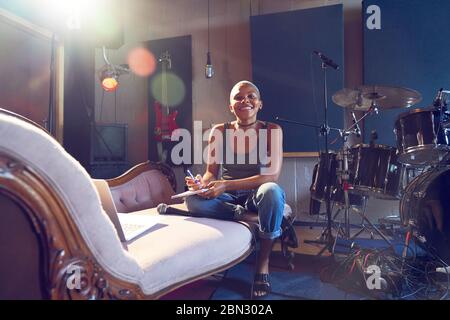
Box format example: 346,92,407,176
93,179,161,242
171,188,209,199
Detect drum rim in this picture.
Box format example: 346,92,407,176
351,185,400,200
395,106,441,122
318,150,340,155
398,144,450,158
350,143,396,150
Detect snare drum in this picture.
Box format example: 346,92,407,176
348,144,401,200
394,107,450,166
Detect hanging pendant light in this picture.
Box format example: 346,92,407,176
205,0,214,79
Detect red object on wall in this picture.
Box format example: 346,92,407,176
153,100,179,142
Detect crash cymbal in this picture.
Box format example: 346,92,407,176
332,85,422,111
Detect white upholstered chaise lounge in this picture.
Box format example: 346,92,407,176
0,109,253,299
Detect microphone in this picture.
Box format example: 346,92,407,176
313,50,339,70
351,112,361,138
157,203,193,216
157,203,235,220
205,52,214,79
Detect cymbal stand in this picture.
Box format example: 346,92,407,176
338,106,395,247
336,106,379,240
340,106,370,234
341,137,351,239
350,203,393,246
309,108,375,246
336,125,355,240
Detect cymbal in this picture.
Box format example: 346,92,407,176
332,85,422,111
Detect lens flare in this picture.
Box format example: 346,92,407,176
127,47,156,77
151,73,186,107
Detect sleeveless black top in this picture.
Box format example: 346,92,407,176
221,121,269,180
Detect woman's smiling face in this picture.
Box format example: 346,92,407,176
229,84,262,121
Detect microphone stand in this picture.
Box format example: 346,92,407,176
317,61,334,255
275,117,342,133
277,54,340,256
282,61,336,255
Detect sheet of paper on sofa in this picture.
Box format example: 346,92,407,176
93,178,162,242
117,213,161,241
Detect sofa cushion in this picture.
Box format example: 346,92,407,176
125,203,253,295
110,170,176,213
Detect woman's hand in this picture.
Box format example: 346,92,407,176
185,174,205,191
201,180,228,199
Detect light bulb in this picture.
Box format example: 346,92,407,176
102,76,118,91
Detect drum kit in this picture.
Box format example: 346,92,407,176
309,85,450,260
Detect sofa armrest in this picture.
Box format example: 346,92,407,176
107,161,177,191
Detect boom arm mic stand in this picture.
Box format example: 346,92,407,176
279,57,338,255
277,56,342,255
310,59,334,255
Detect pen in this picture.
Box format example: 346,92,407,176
186,169,202,187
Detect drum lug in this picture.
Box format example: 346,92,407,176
408,219,417,228
413,191,425,198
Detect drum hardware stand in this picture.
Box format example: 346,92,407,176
333,106,394,248
432,88,449,110
308,202,350,248
347,197,393,246
335,109,371,239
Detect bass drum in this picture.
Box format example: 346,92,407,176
400,166,450,262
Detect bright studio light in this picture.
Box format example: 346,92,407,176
98,46,130,92
42,0,96,30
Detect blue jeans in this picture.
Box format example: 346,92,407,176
185,182,285,240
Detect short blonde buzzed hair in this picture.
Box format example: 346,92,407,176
229,80,261,103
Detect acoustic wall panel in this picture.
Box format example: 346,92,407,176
251,4,344,153
363,0,450,146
